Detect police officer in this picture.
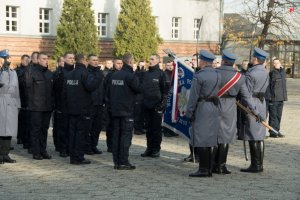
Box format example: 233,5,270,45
104,58,123,152
214,50,254,174
87,54,105,154
26,52,54,160
53,53,74,157
240,47,269,173
16,54,30,148
267,58,287,138
185,50,221,177
140,54,168,158
65,54,100,165
109,54,140,170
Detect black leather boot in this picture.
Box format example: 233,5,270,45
213,144,231,174
240,141,261,173
257,141,264,172
141,148,152,157
184,145,199,163
2,138,16,163
189,147,212,177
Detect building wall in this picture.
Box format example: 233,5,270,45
0,0,221,64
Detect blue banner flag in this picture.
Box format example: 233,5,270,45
162,58,194,141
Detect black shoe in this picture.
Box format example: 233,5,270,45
3,155,16,163
33,154,43,160
189,169,212,177
150,151,160,158
59,152,68,158
114,165,119,169
278,133,285,138
240,165,262,173
10,146,14,150
70,159,91,165
141,149,152,157
92,147,103,154
134,131,144,135
41,153,52,159
212,165,231,174
269,134,278,138
117,164,136,170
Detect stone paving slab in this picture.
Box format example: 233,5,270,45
0,79,299,200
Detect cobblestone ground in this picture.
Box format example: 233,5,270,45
0,79,299,200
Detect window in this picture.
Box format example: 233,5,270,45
6,6,18,32
97,13,109,37
172,17,180,39
39,8,51,34
194,18,202,40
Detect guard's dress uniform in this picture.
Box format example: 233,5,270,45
26,64,54,160
240,47,269,173
16,64,30,148
87,64,105,154
65,63,100,164
53,63,74,156
141,64,168,158
109,63,140,169
186,50,221,177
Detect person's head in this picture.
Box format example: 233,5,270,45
165,61,173,71
213,58,221,68
75,54,87,66
138,61,145,68
63,52,75,66
149,54,160,67
251,47,268,66
242,60,249,70
191,54,200,69
113,58,123,70
105,60,113,69
37,52,49,68
199,50,215,69
31,51,39,64
132,63,137,72
88,54,99,67
21,54,30,67
57,57,64,67
184,59,190,66
273,58,282,69
122,53,134,66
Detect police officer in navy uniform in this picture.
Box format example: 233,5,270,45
53,53,75,157
186,50,221,177
26,52,54,160
104,58,123,152
240,47,269,173
86,54,105,154
65,54,100,165
109,54,140,170
140,54,168,158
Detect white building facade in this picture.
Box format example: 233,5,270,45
0,0,223,62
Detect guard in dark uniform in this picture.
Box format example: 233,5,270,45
26,52,54,160
240,47,269,173
186,50,221,177
16,54,30,149
65,54,100,165
140,54,168,158
53,53,74,157
86,54,105,154
109,54,140,170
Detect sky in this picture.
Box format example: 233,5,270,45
224,0,245,13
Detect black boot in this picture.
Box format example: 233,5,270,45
184,145,199,163
2,138,16,163
141,148,152,157
189,147,212,177
0,138,4,164
240,141,261,173
257,141,264,172
213,144,231,174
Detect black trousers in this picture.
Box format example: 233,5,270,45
268,101,284,135
106,110,113,150
52,111,59,151
89,105,103,149
144,108,163,151
30,111,52,156
69,114,92,162
55,112,70,153
112,116,134,166
17,109,30,148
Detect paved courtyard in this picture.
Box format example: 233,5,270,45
0,79,299,200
